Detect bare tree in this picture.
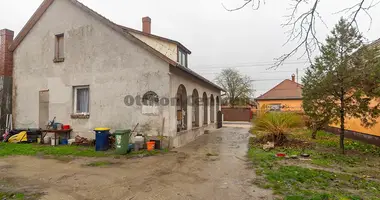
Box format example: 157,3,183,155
215,68,254,107
223,0,380,67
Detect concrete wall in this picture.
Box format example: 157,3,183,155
130,33,178,62
13,0,171,138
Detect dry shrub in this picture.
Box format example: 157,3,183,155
253,112,303,146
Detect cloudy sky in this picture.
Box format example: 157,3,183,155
1,0,380,96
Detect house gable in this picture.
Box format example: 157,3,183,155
12,0,172,131
256,79,303,100
9,0,176,66
10,0,223,92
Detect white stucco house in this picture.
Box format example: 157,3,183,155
7,0,223,147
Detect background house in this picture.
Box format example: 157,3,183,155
255,74,303,113
1,0,223,147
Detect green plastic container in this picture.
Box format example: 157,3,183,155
114,130,132,155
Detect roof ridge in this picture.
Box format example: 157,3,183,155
256,80,287,99
7,0,222,91
119,25,191,54
256,79,303,100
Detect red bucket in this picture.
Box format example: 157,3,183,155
63,125,71,130
147,141,156,151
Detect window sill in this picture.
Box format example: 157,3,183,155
71,114,90,119
53,58,65,63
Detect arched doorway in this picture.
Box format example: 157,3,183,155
203,92,208,125
210,94,215,123
176,85,187,132
216,96,220,112
192,89,200,127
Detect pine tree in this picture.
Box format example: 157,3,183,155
302,18,380,154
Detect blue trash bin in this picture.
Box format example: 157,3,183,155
94,128,111,151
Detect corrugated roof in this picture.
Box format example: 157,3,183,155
255,79,303,100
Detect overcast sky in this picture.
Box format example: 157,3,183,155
1,0,380,96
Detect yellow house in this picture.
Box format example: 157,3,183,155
256,74,380,138
330,100,380,137
255,75,303,113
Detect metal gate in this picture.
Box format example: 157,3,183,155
221,107,251,122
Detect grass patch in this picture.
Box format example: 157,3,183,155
85,161,118,167
0,192,25,200
127,149,168,158
0,143,169,161
0,143,112,157
249,129,380,199
0,191,43,200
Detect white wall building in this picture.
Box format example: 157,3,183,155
8,0,222,147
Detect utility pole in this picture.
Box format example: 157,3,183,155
296,68,299,83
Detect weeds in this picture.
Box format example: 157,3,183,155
249,129,380,199
85,161,119,167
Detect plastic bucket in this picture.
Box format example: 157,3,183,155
51,138,59,146
44,136,51,145
61,139,68,145
147,141,155,151
63,125,71,130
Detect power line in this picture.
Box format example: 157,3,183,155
191,60,308,68
198,69,306,75
191,61,309,70
251,78,287,82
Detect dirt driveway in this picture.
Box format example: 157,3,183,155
0,125,273,200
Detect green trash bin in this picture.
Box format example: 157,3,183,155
114,130,132,155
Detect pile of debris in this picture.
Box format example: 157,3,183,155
71,135,94,146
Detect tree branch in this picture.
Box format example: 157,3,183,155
223,0,380,67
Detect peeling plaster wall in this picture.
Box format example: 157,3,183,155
13,0,171,138
130,33,178,62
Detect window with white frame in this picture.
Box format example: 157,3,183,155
268,104,282,112
74,86,90,114
178,48,187,67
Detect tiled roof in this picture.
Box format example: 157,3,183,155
256,79,303,100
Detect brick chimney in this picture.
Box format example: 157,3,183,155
0,29,14,129
142,17,151,34
291,74,296,82
0,29,14,77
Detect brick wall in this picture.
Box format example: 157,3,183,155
0,29,14,129
0,29,14,76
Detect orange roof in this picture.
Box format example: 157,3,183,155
256,79,303,100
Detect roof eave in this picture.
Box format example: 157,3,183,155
173,64,225,92
255,97,303,101
9,0,55,52
120,26,192,54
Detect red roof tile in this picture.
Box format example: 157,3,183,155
256,79,303,100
